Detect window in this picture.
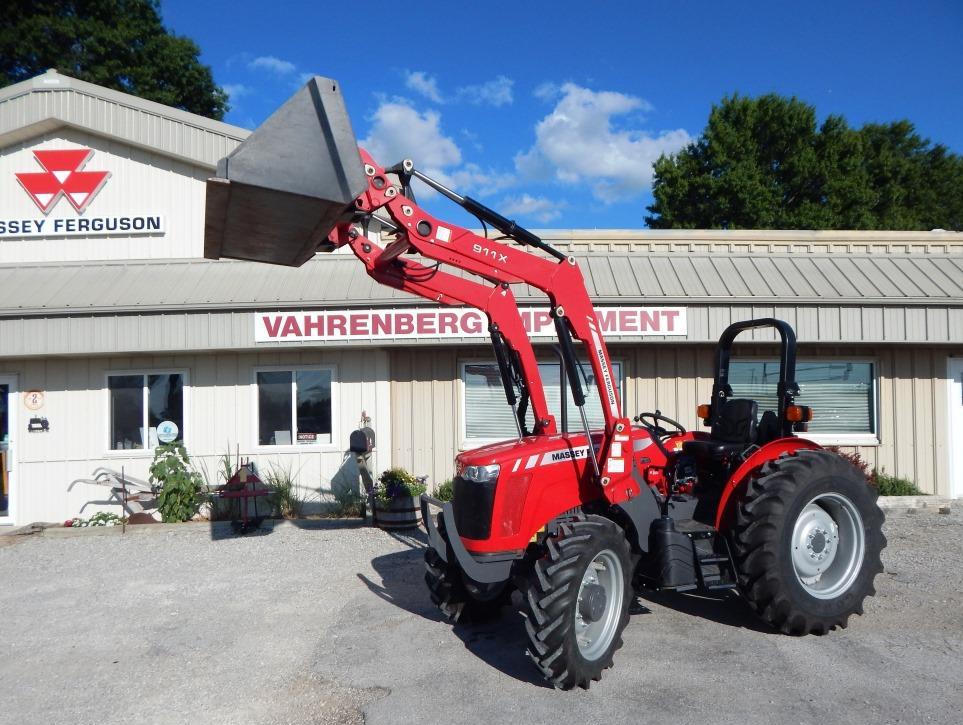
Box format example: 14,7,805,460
463,359,623,441
108,373,185,450
729,360,876,436
256,368,334,446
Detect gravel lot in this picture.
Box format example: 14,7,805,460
1,509,961,725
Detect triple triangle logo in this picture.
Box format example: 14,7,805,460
15,148,110,214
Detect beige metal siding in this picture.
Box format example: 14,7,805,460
0,73,246,167
389,348,459,487
0,128,210,262
5,348,390,524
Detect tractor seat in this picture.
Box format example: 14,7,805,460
682,398,759,460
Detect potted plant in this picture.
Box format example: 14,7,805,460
371,468,426,529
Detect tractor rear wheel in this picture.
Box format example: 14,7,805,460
424,514,509,622
730,449,885,635
522,516,632,690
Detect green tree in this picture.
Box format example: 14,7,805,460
0,0,228,120
645,94,963,230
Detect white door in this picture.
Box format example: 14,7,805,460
950,358,963,499
0,376,16,525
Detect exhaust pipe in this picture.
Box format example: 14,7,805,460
204,76,367,267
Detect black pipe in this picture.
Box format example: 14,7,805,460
554,315,586,407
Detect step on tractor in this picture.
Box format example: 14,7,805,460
204,77,886,689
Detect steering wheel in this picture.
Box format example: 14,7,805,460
634,410,686,438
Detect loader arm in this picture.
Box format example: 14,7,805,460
339,232,557,436
329,150,636,503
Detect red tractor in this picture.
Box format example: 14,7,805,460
204,77,886,690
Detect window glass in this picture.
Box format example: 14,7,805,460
109,374,186,450
257,371,292,445
147,374,184,443
295,369,332,444
257,369,334,446
464,360,623,440
729,361,875,434
109,375,145,450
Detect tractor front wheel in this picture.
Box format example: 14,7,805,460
424,514,509,622
522,515,632,690
731,449,885,635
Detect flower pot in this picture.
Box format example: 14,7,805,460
372,495,422,530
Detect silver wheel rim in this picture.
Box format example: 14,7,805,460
791,492,865,600
574,549,624,661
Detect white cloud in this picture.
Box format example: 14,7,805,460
222,83,251,100
499,194,563,223
515,83,691,201
404,71,444,103
456,76,514,107
249,56,297,75
361,101,461,171
359,99,514,199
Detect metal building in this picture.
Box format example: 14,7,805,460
1,71,961,526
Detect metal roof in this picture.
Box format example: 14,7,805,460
2,247,962,317
0,70,248,168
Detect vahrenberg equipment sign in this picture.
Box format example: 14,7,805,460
255,306,687,342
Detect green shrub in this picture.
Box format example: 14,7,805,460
376,468,427,503
331,487,366,518
436,479,454,502
150,443,203,522
264,461,304,518
872,470,925,496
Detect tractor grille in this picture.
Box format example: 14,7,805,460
452,475,497,540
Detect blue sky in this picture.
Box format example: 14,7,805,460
162,0,963,230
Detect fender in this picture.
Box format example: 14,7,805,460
714,437,822,531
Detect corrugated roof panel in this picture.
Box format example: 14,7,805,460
831,257,884,298
731,257,773,296
585,257,618,297
3,246,962,318
670,258,709,297
609,254,641,297
712,257,752,297
787,257,836,298
689,257,730,296
874,257,928,297
749,257,795,297
911,258,963,296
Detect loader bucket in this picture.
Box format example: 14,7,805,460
204,76,367,267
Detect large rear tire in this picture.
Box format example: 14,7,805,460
730,449,886,635
522,516,632,690
424,514,509,622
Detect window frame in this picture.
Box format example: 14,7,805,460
251,364,338,451
728,356,880,446
104,369,189,456
458,356,626,449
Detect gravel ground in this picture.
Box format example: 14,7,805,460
1,510,961,725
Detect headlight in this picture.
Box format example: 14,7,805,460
461,463,500,483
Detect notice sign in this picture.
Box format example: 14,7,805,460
255,306,687,342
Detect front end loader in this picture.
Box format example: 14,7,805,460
204,76,886,690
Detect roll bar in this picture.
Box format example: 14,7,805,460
710,318,799,438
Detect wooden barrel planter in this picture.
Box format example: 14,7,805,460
372,495,422,529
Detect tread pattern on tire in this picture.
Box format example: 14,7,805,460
730,449,886,635
522,515,632,690
424,515,508,622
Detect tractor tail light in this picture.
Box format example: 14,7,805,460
786,405,814,422
697,404,711,420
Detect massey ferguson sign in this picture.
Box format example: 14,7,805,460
255,306,687,342
0,147,165,239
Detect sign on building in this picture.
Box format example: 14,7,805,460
255,306,687,342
